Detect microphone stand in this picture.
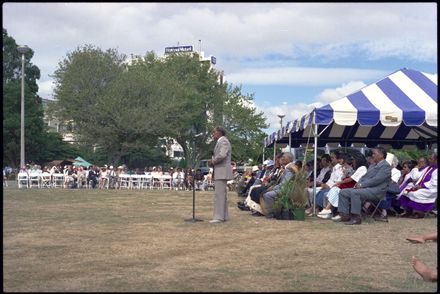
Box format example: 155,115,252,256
185,142,203,223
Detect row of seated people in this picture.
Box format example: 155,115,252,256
313,150,437,223
236,149,437,225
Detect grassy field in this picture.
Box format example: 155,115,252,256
3,184,438,292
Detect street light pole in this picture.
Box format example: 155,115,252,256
17,45,30,169
276,114,285,158
278,114,285,129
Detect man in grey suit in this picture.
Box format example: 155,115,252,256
260,152,295,218
337,146,391,225
208,126,233,223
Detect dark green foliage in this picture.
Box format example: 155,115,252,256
50,47,269,168
3,28,77,168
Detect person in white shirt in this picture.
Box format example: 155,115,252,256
172,167,185,190
306,152,344,215
318,154,368,219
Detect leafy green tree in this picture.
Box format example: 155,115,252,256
51,46,269,168
222,85,268,164
3,28,76,168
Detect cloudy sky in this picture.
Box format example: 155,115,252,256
3,2,437,135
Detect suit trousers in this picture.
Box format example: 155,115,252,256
261,190,277,215
213,180,229,221
338,188,383,215
250,185,268,203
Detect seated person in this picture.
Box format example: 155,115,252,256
309,151,346,215
306,154,332,211
87,165,99,188
239,166,259,195
369,152,401,221
258,152,296,218
243,154,283,207
194,169,205,190
399,152,437,218
317,154,367,220
336,146,391,225
172,167,185,190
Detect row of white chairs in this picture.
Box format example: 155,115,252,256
16,173,175,190
17,173,66,188
117,174,173,190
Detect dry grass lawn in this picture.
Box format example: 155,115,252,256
3,185,438,292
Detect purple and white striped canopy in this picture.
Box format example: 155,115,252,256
265,68,437,149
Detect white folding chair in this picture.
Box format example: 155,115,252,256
41,172,52,188
118,174,130,189
28,173,41,188
153,175,162,189
161,174,172,190
52,173,65,188
130,175,142,189
141,174,153,189
17,172,29,188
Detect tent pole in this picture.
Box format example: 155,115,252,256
313,117,318,216
262,147,265,164
274,142,276,161
289,133,292,156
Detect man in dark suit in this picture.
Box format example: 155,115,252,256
208,126,233,223
337,146,391,225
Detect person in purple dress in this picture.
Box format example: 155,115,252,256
399,152,437,218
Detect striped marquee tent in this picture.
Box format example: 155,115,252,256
263,68,437,215
265,68,437,150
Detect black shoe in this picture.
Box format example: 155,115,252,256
344,215,362,225
237,203,250,211
374,215,389,222
251,211,264,217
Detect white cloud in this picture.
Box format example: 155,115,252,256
224,67,386,86
259,80,367,135
2,3,436,98
315,81,366,104
37,80,55,99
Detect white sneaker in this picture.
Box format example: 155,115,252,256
209,219,222,223
317,213,332,219
318,209,332,215
331,215,341,221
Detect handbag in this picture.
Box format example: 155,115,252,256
387,181,400,195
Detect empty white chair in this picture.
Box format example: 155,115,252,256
17,172,29,188
130,175,142,189
118,174,130,189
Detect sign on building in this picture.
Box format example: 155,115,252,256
164,45,193,54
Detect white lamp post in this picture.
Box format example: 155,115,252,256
17,45,30,169
277,114,285,129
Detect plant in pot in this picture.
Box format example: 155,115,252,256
273,170,296,220
289,168,309,221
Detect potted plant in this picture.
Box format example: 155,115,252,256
273,169,296,220
273,186,294,220
289,168,309,221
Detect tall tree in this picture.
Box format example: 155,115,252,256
51,46,269,168
222,85,268,164
3,28,75,167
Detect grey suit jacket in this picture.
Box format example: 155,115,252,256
358,159,391,195
272,167,294,194
212,136,233,180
